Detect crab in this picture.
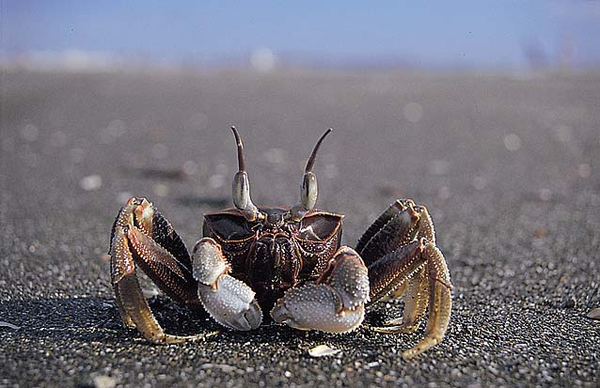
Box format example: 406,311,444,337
109,127,452,359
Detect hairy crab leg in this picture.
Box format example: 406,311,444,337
367,239,452,359
407,243,452,358
415,204,436,244
355,199,422,267
270,246,370,333
192,238,263,331
367,240,426,302
110,197,208,343
379,204,439,332
382,267,430,333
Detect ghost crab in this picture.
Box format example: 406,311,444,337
109,127,452,358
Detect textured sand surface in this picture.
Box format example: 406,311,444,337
1,69,599,387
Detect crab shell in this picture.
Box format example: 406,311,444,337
202,207,344,311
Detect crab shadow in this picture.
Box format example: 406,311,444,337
0,296,214,345
205,300,416,355
0,295,412,353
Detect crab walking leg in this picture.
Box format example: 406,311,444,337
110,226,138,329
416,205,436,244
402,243,452,358
192,238,263,331
110,197,213,343
367,240,427,302
270,246,370,333
367,239,452,359
356,199,422,267
110,197,200,306
110,225,205,343
377,201,436,309
381,267,430,333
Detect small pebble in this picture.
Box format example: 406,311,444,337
308,344,341,357
93,375,116,388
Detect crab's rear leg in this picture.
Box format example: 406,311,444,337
367,239,452,358
110,197,207,343
380,267,429,333
360,200,452,359
270,246,370,333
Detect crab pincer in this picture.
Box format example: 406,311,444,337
270,247,370,333
192,238,263,331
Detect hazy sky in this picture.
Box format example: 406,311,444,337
2,0,600,68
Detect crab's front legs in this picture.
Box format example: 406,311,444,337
270,247,370,333
192,238,263,331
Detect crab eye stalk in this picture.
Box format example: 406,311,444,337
289,128,332,221
300,172,318,212
230,126,264,222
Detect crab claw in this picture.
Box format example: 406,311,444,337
193,238,263,331
270,247,369,333
197,277,263,331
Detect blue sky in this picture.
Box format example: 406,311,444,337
2,0,600,69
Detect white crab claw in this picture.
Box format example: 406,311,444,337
192,238,263,331
270,283,365,332
270,247,369,333
197,275,263,331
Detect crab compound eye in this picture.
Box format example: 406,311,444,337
301,172,318,212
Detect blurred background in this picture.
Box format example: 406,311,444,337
2,0,599,221
2,0,600,72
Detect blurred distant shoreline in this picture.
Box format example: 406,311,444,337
2,49,599,76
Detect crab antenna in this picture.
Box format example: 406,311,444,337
231,126,246,172
230,126,264,222
304,128,332,173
